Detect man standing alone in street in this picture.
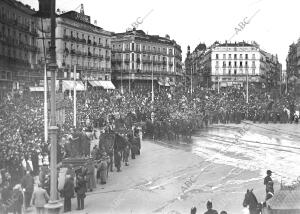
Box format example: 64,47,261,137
264,170,274,200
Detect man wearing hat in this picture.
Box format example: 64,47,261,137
264,170,274,199
204,201,218,214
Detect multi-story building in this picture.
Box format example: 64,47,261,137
111,29,182,90
185,41,281,90
286,40,300,79
0,0,39,98
36,2,113,90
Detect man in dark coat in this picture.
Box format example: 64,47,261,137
204,201,218,214
63,175,74,212
264,170,274,199
114,151,122,172
75,174,87,210
21,170,34,210
1,181,12,214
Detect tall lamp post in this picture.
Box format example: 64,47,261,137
44,0,63,212
151,59,154,103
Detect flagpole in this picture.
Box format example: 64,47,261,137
44,64,48,143
73,65,77,128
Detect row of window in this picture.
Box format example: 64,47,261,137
64,28,110,45
1,45,36,62
113,43,174,55
113,53,173,61
0,6,35,28
1,24,36,46
65,42,110,56
215,68,256,75
216,61,255,67
215,53,256,60
113,64,172,71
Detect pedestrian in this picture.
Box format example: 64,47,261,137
264,170,273,198
220,211,227,214
11,184,23,214
31,183,49,214
99,159,108,184
75,173,87,210
1,181,12,214
123,145,130,166
191,206,197,214
114,151,122,172
85,161,96,192
21,170,34,210
63,174,74,213
204,201,218,214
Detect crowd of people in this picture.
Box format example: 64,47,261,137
0,84,299,213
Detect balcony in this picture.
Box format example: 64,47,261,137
105,44,110,49
98,43,104,48
64,48,69,54
87,40,92,45
70,35,77,42
93,41,97,46
88,52,92,57
124,58,130,63
168,52,174,56
70,49,76,55
63,35,70,40
30,29,38,37
105,56,110,61
79,38,86,44
99,55,104,60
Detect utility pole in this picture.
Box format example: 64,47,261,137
44,64,48,143
73,65,77,127
246,73,249,103
190,62,193,94
44,0,63,212
152,60,154,103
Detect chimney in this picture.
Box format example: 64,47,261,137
38,0,51,17
165,34,170,39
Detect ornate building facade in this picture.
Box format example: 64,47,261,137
185,41,281,90
111,30,182,90
36,4,113,90
0,0,39,97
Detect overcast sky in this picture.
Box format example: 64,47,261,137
20,0,300,69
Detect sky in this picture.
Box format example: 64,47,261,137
20,0,300,70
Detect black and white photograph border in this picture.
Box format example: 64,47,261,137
0,0,300,213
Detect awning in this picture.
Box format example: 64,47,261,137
29,86,44,92
62,80,85,91
89,80,102,87
99,81,115,89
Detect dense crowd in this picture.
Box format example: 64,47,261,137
0,84,299,213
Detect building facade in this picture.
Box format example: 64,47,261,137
286,40,300,79
0,0,39,97
111,30,182,90
36,5,112,88
185,41,281,90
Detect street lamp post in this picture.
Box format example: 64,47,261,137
152,60,154,103
190,62,193,94
44,0,63,212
